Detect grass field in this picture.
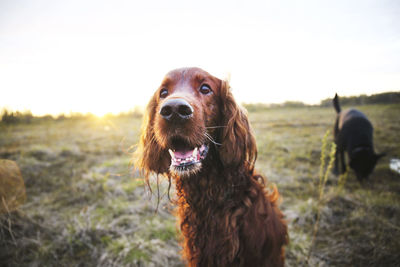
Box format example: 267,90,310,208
1,104,400,266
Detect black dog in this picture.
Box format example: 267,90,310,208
333,93,384,182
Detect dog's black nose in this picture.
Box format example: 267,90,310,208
160,98,193,121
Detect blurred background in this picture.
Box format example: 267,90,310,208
1,1,400,266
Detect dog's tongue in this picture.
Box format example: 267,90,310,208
174,149,194,159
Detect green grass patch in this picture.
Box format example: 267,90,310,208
121,179,145,193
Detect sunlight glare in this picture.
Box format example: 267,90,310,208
1,0,399,115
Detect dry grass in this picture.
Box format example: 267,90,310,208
1,104,400,266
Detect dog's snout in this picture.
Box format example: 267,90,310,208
160,98,193,121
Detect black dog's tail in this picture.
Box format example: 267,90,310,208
333,93,341,113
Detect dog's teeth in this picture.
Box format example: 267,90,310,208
193,147,198,157
168,149,174,158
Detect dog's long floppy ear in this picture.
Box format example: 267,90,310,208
134,93,170,178
218,80,257,169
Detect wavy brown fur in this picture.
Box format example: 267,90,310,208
135,67,288,266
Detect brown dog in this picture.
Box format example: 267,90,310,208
136,67,288,266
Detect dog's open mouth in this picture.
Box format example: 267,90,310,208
167,137,208,174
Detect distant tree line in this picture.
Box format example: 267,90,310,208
0,108,143,124
244,91,400,111
1,110,35,124
320,91,400,107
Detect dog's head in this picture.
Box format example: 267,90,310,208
135,67,257,178
349,148,385,181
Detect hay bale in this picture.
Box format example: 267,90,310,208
0,160,26,213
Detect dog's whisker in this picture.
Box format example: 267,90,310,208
205,126,227,129
205,133,222,146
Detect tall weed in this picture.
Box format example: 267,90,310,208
308,130,336,261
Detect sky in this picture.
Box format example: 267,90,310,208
1,0,399,116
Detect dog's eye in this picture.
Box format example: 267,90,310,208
199,84,212,95
160,88,168,98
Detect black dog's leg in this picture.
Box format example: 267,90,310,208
339,150,346,174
